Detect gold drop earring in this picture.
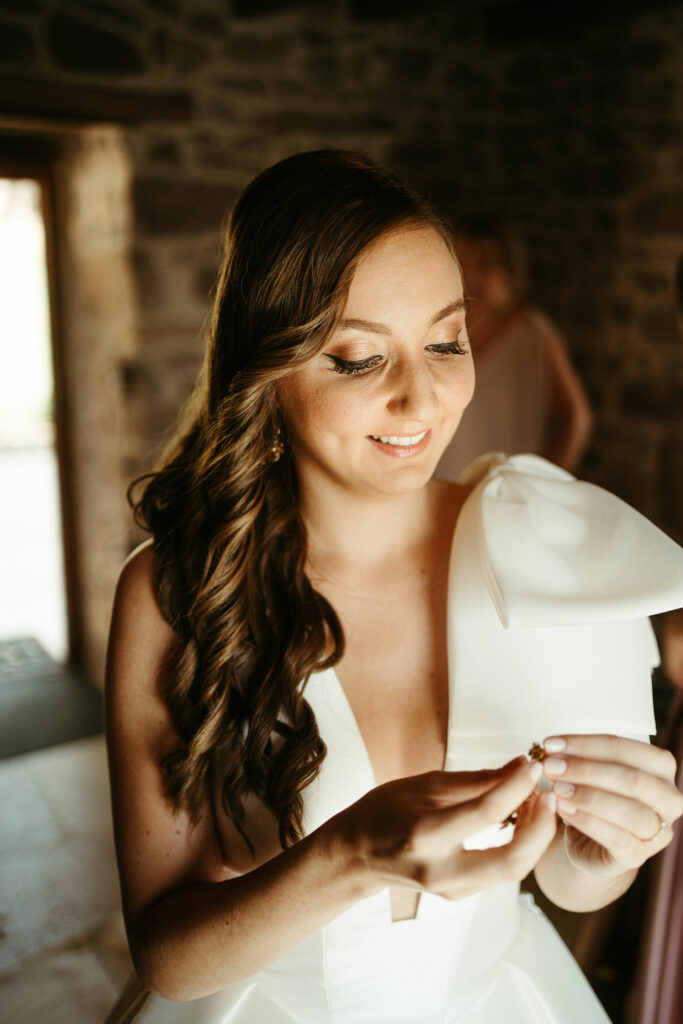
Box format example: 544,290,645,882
269,428,284,462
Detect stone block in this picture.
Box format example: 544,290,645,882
196,93,240,122
628,32,671,68
0,0,43,14
634,301,679,350
223,28,296,65
588,72,632,116
254,106,396,136
45,11,144,75
631,75,676,118
581,425,660,519
595,151,648,198
298,52,342,90
621,377,683,422
231,0,325,16
631,192,683,235
634,271,671,295
442,62,492,109
584,36,632,70
299,26,336,48
133,177,238,236
132,246,162,312
146,135,184,167
207,70,270,93
504,52,550,91
191,129,262,173
187,11,228,38
640,118,679,148
608,299,634,324
0,19,36,67
68,1,143,31
389,137,451,176
348,0,440,20
142,0,179,15
150,28,212,74
194,264,220,304
591,204,619,235
383,44,435,86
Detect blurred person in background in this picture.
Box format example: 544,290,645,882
437,218,593,481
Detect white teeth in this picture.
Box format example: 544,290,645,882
371,430,428,446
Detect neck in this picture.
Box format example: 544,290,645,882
297,474,442,583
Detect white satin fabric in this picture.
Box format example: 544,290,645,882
133,454,683,1024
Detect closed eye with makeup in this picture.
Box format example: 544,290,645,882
323,299,470,378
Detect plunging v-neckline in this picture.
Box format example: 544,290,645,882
322,500,465,924
324,484,475,794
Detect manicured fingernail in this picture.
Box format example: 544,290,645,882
541,792,557,813
556,798,576,816
544,737,566,753
553,782,575,798
528,761,543,782
543,757,567,775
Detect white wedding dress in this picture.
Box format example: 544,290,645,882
110,454,683,1024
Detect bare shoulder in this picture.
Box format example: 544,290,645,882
106,541,225,930
106,539,179,750
114,540,172,634
110,540,177,666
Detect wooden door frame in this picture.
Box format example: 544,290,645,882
0,134,82,667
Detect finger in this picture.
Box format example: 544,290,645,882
557,805,673,861
457,791,557,888
435,760,542,839
551,782,664,842
543,734,678,783
542,755,683,825
420,757,527,807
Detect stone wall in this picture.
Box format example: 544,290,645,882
0,0,682,677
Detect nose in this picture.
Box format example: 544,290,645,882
385,352,439,422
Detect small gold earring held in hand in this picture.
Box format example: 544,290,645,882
499,742,547,828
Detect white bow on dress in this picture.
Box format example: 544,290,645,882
446,454,683,774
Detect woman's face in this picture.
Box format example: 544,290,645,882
277,224,475,500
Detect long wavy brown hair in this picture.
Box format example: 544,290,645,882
131,150,453,849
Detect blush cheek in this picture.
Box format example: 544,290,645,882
282,387,358,460
309,389,368,437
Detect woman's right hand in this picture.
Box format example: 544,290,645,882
337,758,557,901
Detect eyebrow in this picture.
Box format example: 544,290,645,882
339,299,466,335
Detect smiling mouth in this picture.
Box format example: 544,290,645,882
369,430,428,447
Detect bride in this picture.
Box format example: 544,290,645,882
105,150,683,1023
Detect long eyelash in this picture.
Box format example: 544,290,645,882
429,339,467,356
325,354,383,376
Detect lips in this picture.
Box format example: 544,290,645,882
367,429,432,458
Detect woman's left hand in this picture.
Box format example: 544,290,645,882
541,734,683,877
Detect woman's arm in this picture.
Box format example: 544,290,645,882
540,326,594,473
662,608,683,690
106,544,377,999
533,734,683,912
106,545,557,1001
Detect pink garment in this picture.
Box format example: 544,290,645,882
437,306,556,480
632,691,683,1024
